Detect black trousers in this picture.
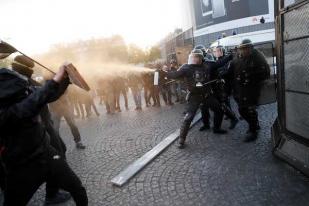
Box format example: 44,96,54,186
3,146,88,206
153,86,161,106
0,160,6,192
238,104,259,133
143,86,151,105
161,85,173,105
179,94,224,142
43,116,67,199
235,87,260,133
200,103,210,126
201,90,237,127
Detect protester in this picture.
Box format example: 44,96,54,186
142,71,152,107
160,65,174,106
128,72,143,110
114,76,129,111
0,64,88,206
49,94,87,149
67,86,85,119
11,55,72,204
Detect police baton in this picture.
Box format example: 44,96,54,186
164,79,176,85
201,79,223,86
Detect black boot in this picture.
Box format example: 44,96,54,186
178,121,191,149
257,122,261,130
76,142,86,149
243,132,258,142
178,137,186,149
45,191,71,205
213,128,227,134
229,118,239,130
199,124,210,131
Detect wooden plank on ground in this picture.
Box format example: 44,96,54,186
111,112,201,187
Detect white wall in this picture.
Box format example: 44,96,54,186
180,0,195,30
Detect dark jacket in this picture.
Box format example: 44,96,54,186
167,55,232,94
0,73,69,168
40,105,67,156
29,83,67,156
157,69,168,87
227,49,270,105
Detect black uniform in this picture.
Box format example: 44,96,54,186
39,97,68,200
212,56,238,127
0,69,88,206
199,56,238,131
167,55,232,147
227,49,270,139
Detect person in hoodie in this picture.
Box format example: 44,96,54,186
0,61,88,205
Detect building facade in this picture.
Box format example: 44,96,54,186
160,0,276,63
191,0,275,46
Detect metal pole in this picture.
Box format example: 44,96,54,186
15,49,56,74
0,40,56,74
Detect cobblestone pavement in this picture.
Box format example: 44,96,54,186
2,97,309,206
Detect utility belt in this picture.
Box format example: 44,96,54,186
186,79,221,101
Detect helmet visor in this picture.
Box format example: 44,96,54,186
188,54,203,65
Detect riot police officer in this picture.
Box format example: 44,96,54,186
194,45,214,131
227,39,270,142
194,45,215,63
167,49,233,149
212,46,239,128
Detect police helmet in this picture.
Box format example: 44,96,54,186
238,39,253,49
216,45,226,55
188,49,204,65
194,45,207,57
204,53,215,62
191,49,204,57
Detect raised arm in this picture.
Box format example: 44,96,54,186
209,54,233,71
0,64,69,125
167,64,189,79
